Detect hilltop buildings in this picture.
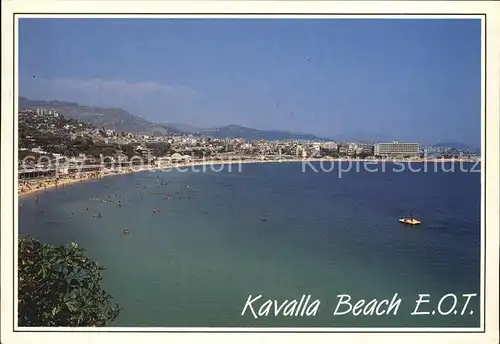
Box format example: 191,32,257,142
19,107,456,170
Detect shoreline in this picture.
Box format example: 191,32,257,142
18,169,140,198
18,157,480,198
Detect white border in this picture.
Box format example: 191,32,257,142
2,1,499,344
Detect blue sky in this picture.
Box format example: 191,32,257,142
19,18,481,146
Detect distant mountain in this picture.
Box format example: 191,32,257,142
332,131,394,144
18,97,182,135
164,123,201,134
18,98,327,140
431,141,480,151
196,125,328,141
25,97,459,144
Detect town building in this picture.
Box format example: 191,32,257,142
357,143,374,155
374,141,420,157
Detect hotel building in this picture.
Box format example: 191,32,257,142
374,141,420,157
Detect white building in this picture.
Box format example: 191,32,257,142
374,141,420,157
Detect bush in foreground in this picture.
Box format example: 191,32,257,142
18,236,121,326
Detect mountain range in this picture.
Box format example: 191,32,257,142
194,125,327,141
18,97,478,148
430,141,480,152
19,97,182,136
431,141,476,150
18,97,327,141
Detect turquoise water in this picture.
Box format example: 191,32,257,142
19,162,481,327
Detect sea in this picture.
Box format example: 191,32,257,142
18,161,481,328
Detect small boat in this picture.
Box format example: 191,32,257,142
399,218,421,225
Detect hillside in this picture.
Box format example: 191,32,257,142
18,97,181,136
19,98,330,141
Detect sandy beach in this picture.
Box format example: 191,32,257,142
18,157,480,197
18,169,139,197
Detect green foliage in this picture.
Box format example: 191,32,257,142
19,131,123,159
191,149,212,158
145,142,173,157
355,152,372,159
18,236,121,327
319,147,339,158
